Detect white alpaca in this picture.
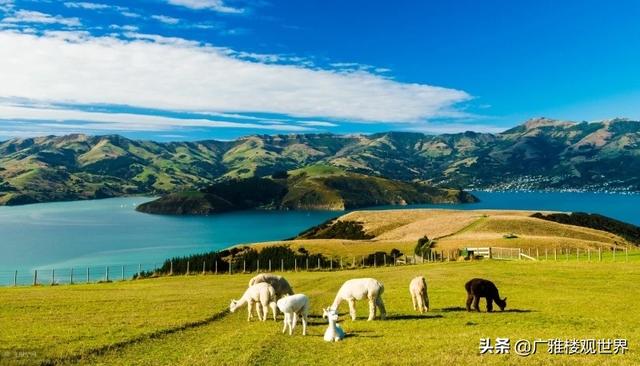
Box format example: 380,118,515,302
322,308,345,342
330,278,386,321
229,282,277,321
409,276,430,313
249,273,294,298
276,294,309,336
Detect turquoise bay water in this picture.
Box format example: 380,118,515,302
0,192,639,274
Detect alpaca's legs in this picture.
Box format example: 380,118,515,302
262,302,269,321
247,300,254,321
368,299,376,321
415,294,423,313
487,298,494,312
473,296,480,312
270,302,277,321
411,293,417,311
255,302,263,321
466,294,473,311
282,313,289,334
423,293,430,312
301,314,307,336
376,296,387,319
290,312,298,335
348,299,357,320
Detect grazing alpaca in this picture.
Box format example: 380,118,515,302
249,273,294,298
409,276,430,313
330,278,386,321
229,282,278,321
322,308,345,342
276,294,310,336
465,278,507,312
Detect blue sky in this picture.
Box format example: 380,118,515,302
0,0,639,141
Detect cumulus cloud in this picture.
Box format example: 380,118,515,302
1,10,81,27
166,0,244,13
0,30,471,126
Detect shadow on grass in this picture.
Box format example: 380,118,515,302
384,314,443,320
440,306,533,313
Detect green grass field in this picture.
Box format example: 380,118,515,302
1,257,639,366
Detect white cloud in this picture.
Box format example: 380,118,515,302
0,30,471,125
63,2,111,10
299,121,339,127
0,105,314,133
166,0,244,14
1,10,81,27
0,0,14,11
151,14,180,25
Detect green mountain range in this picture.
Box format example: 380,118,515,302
1,117,639,206
136,165,477,214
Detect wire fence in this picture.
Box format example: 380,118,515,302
1,246,636,287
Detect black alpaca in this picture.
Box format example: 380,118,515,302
465,278,507,312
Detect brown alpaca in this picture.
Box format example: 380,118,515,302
465,278,507,312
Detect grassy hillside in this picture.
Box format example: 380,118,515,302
251,209,633,258
1,259,639,365
2,117,640,205
136,166,476,215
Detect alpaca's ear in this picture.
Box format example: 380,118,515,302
503,297,507,302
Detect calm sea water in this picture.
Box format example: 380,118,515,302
0,191,638,272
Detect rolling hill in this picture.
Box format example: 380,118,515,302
136,165,477,214
1,117,639,205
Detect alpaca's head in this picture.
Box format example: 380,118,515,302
496,297,507,311
229,299,239,313
323,307,339,322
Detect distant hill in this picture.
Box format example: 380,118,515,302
136,165,477,214
1,117,639,205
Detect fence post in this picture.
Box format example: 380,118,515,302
243,260,246,273
554,248,557,261
186,261,190,275
361,256,365,268
294,258,297,272
393,254,396,266
202,261,206,275
374,255,377,268
626,247,629,262
51,269,55,285
352,256,356,268
33,270,37,286
566,249,569,261
229,261,232,275
257,259,260,273
588,249,591,261
122,265,125,281
14,270,17,287
215,261,218,275
170,261,173,276
330,257,333,271
280,258,284,272
137,264,141,279
269,259,272,272
340,256,343,269
613,245,616,261
70,268,74,284
383,254,386,266
545,248,548,260
317,257,320,270
306,257,309,271
536,248,539,260
599,247,602,261
87,267,90,283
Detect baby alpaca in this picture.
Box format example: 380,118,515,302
249,273,294,298
229,282,277,321
276,294,309,336
322,308,345,342
331,278,386,321
409,276,430,313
